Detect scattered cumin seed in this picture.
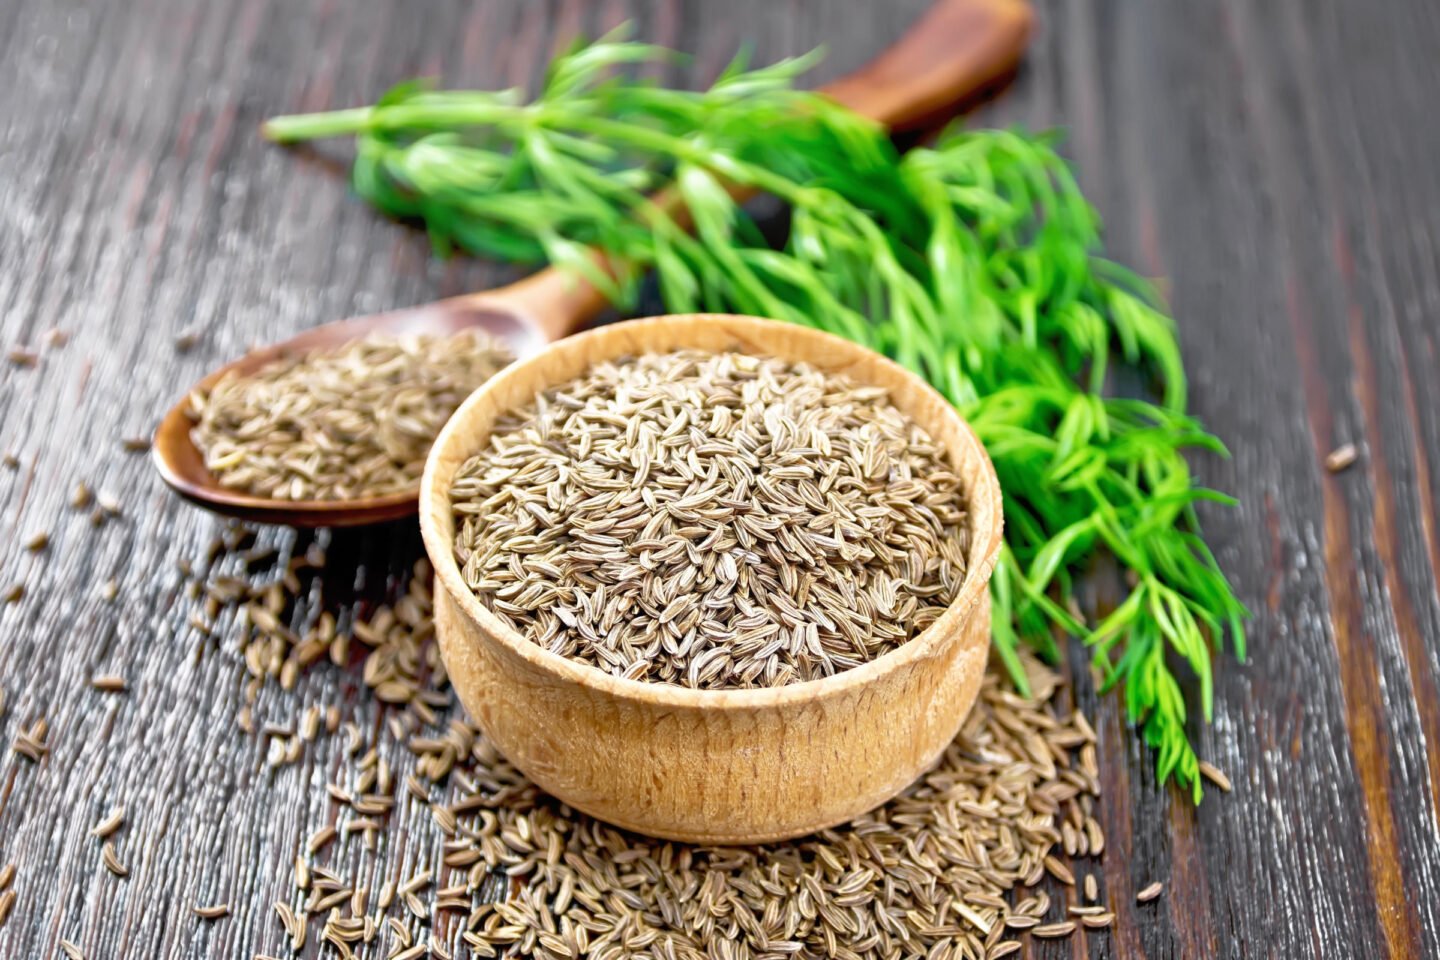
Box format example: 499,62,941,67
1032,921,1077,938
1084,873,1098,901
0,888,14,927
390,946,427,960
91,806,125,838
1069,905,1107,916
306,824,336,854
70,482,93,509
43,329,69,348
174,328,201,352
1043,854,1075,885
1198,760,1233,792
91,675,128,693
1136,880,1165,902
7,348,38,367
2,583,21,604
1,452,16,468
12,717,48,761
101,840,129,877
121,436,151,453
23,531,48,552
1325,443,1358,473
59,939,84,960
192,902,230,919
100,579,119,601
1085,817,1106,856
399,869,431,897
1081,912,1116,928
0,863,12,892
301,705,320,741
273,901,298,945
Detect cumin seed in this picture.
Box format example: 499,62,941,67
1032,921,1076,938
91,807,125,838
1198,760,1233,792
101,840,129,877
1325,443,1358,473
306,825,336,854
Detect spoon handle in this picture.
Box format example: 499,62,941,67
474,0,1033,344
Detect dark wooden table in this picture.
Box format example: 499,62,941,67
3,1,1438,957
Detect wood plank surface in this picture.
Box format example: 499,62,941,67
2,0,1439,957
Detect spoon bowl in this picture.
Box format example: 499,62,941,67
152,0,1032,527
151,273,582,526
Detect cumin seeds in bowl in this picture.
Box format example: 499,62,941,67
188,331,511,502
423,314,1004,842
448,349,970,689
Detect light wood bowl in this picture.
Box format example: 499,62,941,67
420,314,1004,843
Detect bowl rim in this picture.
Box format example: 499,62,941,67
420,313,1004,711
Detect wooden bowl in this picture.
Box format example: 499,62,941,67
420,314,1004,843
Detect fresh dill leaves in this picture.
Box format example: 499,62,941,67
265,31,1248,801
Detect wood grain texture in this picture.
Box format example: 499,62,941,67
420,315,1002,843
1,0,1439,957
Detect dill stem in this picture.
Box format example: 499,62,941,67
261,108,375,142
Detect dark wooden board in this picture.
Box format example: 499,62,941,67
2,0,1439,956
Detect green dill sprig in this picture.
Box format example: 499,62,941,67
264,32,1248,800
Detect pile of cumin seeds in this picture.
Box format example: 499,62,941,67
188,330,512,501
183,524,445,748
425,655,1104,960
185,528,1107,959
449,350,970,689
291,657,1104,960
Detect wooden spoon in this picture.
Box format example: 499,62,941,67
153,0,1033,527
